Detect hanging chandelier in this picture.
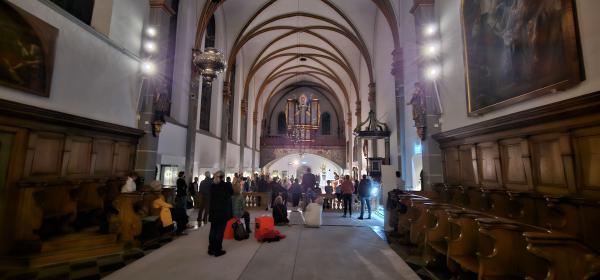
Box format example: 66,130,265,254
192,47,226,82
286,94,320,144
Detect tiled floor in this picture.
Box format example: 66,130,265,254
1,208,420,280
104,209,420,280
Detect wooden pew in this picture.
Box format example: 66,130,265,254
476,218,549,279
446,209,484,274
111,193,142,245
423,202,456,264
524,232,600,280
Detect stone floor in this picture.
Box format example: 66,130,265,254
103,209,420,280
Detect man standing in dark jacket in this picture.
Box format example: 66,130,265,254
208,171,233,257
301,168,317,193
357,175,372,219
197,171,212,225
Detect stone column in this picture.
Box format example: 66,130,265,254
411,0,444,191
368,83,378,158
219,82,231,170
391,47,406,187
134,4,175,185
238,99,248,174
354,101,362,173
184,68,200,183
134,78,158,184
251,111,258,173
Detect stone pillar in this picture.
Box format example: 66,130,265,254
134,78,158,184
411,0,444,191
368,83,378,158
238,99,248,174
251,111,258,173
354,101,361,173
391,47,406,187
219,81,231,171
184,69,200,183
134,4,175,185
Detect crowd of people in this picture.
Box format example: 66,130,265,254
120,167,376,257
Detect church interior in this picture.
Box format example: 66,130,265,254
0,0,599,279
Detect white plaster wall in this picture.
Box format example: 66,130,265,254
109,0,148,55
436,0,600,132
1,0,144,128
399,0,423,190
225,142,240,170
244,147,253,170
194,133,221,171
171,0,206,125
157,122,187,164
373,9,399,169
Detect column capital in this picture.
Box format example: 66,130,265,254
222,81,231,102
368,83,376,103
150,0,176,16
410,0,434,14
391,48,404,83
241,99,248,115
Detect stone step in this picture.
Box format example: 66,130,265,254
41,232,118,253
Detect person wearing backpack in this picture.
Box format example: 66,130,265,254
231,179,251,235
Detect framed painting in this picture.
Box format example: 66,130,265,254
0,1,58,97
461,0,584,116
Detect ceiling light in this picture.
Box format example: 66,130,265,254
423,24,437,37
141,60,156,75
301,161,307,164
424,65,440,80
144,41,157,53
146,27,157,38
293,160,299,165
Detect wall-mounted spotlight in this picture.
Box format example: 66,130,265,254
424,65,440,80
422,42,440,57
145,26,158,38
144,41,157,53
141,60,156,75
423,24,437,37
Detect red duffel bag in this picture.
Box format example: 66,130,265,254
254,216,274,240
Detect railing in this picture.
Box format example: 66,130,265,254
260,136,345,147
242,192,270,210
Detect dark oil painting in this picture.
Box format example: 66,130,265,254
0,1,57,97
461,0,583,115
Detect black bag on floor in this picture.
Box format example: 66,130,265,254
232,219,249,240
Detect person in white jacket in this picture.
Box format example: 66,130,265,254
121,172,138,193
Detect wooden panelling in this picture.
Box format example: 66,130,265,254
477,142,501,189
573,127,600,194
115,143,134,174
94,140,115,175
443,148,460,185
459,145,477,187
29,133,64,177
530,135,569,194
66,137,93,176
500,140,528,190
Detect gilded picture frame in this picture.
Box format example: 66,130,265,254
461,0,584,116
0,2,58,97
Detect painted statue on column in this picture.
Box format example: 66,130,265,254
407,82,426,140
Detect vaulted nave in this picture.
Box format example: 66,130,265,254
1,0,600,279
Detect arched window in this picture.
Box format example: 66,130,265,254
321,112,331,135
277,112,286,134
199,16,216,131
